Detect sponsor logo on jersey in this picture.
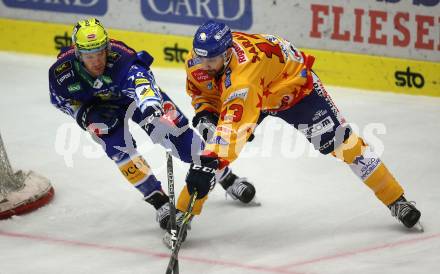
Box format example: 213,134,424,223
67,82,81,93
224,88,249,104
191,69,212,82
224,68,232,88
57,71,73,85
101,75,112,84
54,60,72,77
140,0,253,30
233,42,248,64
312,109,328,122
313,81,345,124
138,86,155,100
188,57,201,68
94,89,113,100
135,78,150,86
3,0,107,15
299,116,335,138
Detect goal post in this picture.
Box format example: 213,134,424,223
0,133,54,219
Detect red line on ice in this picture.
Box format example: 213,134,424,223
0,230,302,274
2,230,438,273
275,232,440,271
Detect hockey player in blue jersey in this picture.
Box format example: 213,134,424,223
48,18,257,232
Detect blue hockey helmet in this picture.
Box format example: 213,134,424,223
193,20,233,58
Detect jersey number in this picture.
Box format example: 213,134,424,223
221,104,243,122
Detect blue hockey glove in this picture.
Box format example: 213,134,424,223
77,103,123,136
141,100,164,123
186,155,219,199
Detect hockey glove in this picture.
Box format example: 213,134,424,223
77,103,123,136
141,100,164,124
185,155,219,199
192,110,218,142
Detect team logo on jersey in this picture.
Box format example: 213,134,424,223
54,60,72,77
191,69,212,82
232,42,247,64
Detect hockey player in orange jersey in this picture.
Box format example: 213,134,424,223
180,20,422,231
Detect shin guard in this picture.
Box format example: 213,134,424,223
332,134,403,205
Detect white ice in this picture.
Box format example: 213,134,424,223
0,52,439,274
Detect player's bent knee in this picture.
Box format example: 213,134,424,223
331,133,366,164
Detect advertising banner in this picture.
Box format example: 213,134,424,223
0,0,438,62
0,18,438,97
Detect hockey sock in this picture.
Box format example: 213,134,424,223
332,134,403,206
176,185,208,215
117,154,163,201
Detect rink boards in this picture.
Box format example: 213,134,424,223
0,18,438,97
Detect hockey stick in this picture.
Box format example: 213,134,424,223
165,151,179,274
165,191,197,274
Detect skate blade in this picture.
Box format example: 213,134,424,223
413,222,424,233
163,231,173,250
247,196,262,207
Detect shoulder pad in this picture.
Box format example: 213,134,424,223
109,40,136,55
57,47,76,60
136,51,154,68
